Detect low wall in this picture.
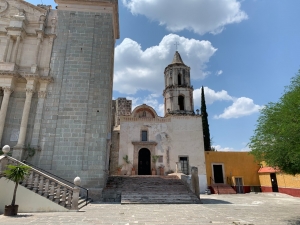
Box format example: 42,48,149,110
0,177,68,214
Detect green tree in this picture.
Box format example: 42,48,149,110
249,70,300,175
4,165,31,206
201,86,211,151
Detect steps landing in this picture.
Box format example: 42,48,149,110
102,175,201,204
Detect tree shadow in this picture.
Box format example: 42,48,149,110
285,217,300,225
200,198,232,204
1,214,33,218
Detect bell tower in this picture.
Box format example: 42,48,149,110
163,51,194,116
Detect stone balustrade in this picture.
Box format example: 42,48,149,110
0,145,80,210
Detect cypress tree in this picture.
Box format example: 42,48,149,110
201,86,211,151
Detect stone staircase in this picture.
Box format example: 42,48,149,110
102,175,201,204
0,153,90,211
211,183,236,194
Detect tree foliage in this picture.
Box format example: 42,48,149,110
201,86,211,151
249,70,300,175
4,164,31,206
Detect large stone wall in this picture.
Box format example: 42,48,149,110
35,7,116,198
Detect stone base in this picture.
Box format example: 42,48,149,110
12,146,25,161
0,62,18,71
88,187,103,201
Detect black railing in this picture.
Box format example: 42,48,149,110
227,177,232,186
23,160,90,206
210,177,219,194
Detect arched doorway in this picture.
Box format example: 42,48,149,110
138,148,151,175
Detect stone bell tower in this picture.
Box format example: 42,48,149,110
163,51,194,116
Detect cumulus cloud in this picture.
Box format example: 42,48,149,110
122,0,248,35
216,70,223,76
214,97,264,119
194,87,233,106
114,34,217,95
213,145,250,152
193,87,262,119
127,94,164,117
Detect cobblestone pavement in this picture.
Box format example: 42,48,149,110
1,193,299,225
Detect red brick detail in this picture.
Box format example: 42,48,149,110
279,187,300,197
261,186,273,192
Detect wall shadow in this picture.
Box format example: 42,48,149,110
201,198,232,204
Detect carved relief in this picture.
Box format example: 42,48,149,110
0,0,8,14
2,86,13,95
38,91,46,98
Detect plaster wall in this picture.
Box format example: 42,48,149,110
205,151,261,186
0,177,68,213
118,116,206,178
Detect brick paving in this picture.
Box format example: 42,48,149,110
1,193,299,225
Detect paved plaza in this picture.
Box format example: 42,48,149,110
0,193,299,225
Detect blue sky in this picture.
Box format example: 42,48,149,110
29,0,300,151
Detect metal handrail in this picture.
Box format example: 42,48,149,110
210,177,219,194
23,160,90,206
227,177,232,186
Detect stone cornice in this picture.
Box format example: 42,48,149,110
39,76,54,83
120,116,171,123
132,141,157,146
54,0,119,39
163,85,194,96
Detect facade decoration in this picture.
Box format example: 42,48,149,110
110,51,207,193
0,0,120,200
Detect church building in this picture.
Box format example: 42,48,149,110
0,0,119,199
110,51,207,192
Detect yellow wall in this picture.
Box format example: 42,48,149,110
258,173,270,186
205,151,260,186
259,172,300,188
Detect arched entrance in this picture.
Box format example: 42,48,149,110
138,148,151,175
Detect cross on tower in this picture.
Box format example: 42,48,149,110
174,42,180,51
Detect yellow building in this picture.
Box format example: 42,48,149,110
205,151,261,193
258,166,300,197
205,151,300,197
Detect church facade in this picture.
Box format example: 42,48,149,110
0,0,119,199
110,52,207,192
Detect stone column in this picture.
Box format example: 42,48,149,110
34,37,42,65
13,89,34,159
2,35,11,62
30,91,46,147
6,38,13,62
0,87,13,146
11,36,21,63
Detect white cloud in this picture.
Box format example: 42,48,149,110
214,97,263,119
193,87,262,119
114,34,217,95
122,0,248,35
193,87,233,106
216,70,223,76
213,145,250,152
128,94,164,117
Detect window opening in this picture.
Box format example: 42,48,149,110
179,157,189,175
178,74,182,85
141,130,147,141
178,95,184,110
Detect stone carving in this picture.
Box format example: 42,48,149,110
38,91,46,98
0,0,8,14
2,86,13,95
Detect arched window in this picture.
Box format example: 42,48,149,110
178,95,185,110
178,74,182,85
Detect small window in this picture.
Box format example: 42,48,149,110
141,131,147,141
158,155,163,163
